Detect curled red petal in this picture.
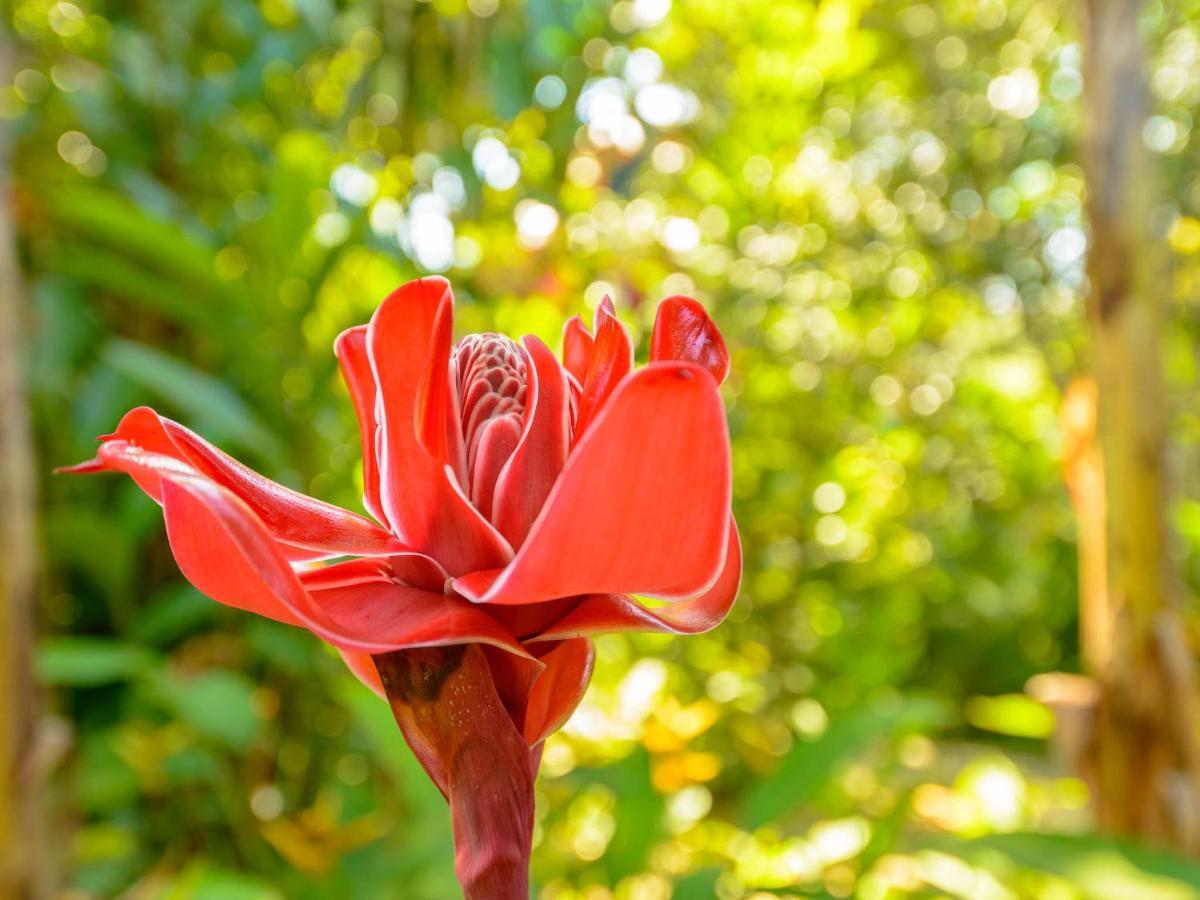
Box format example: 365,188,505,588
374,645,537,900
491,336,571,549
297,554,449,594
521,638,594,744
340,649,386,698
368,276,448,535
561,315,593,384
571,297,632,441
416,293,468,485
310,579,529,659
73,407,402,561
94,442,529,658
298,557,393,590
454,361,731,605
367,278,512,574
55,459,104,475
469,415,522,521
650,295,731,384
334,325,388,527
530,517,742,641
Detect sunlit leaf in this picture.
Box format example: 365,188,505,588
101,338,285,461
740,696,952,828
156,670,262,751
932,833,1200,900
964,693,1055,739
41,185,231,297
37,638,155,686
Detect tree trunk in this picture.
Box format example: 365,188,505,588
0,34,45,899
1080,0,1200,852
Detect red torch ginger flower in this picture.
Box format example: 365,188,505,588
62,277,740,898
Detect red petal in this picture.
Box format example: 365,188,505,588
375,646,537,900
416,294,468,486
482,644,544,725
367,279,512,574
334,326,388,527
298,557,393,590
95,442,529,658
469,416,522,521
571,297,632,441
55,459,105,475
389,553,452,593
531,517,742,640
310,579,529,659
454,361,732,605
650,295,731,384
521,638,594,744
491,337,571,548
339,649,386,698
297,555,448,594
368,276,448,533
486,596,580,640
76,407,401,561
561,315,593,384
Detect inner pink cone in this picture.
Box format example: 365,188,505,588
452,333,528,519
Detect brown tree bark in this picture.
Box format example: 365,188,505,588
0,35,44,899
1080,0,1200,852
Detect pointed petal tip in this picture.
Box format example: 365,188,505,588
451,568,504,604
333,323,367,354
573,297,634,440
651,295,731,384
54,458,105,475
377,275,454,313
561,316,594,384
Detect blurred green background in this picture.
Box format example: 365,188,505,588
7,0,1200,896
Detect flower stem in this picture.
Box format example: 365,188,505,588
374,645,536,900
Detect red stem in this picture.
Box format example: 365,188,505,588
374,645,537,900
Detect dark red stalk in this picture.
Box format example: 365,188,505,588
374,645,536,900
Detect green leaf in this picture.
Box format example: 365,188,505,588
77,733,141,813
740,696,952,828
244,619,321,675
673,869,721,900
42,508,136,603
158,670,262,751
47,245,223,331
335,676,448,818
930,832,1200,900
36,637,155,686
129,584,221,646
257,131,331,279
168,860,284,900
101,337,285,461
41,184,230,297
163,745,225,787
964,693,1055,739
335,675,456,889
602,748,664,881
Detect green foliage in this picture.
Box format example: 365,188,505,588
740,696,952,829
9,0,1200,897
37,637,155,687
